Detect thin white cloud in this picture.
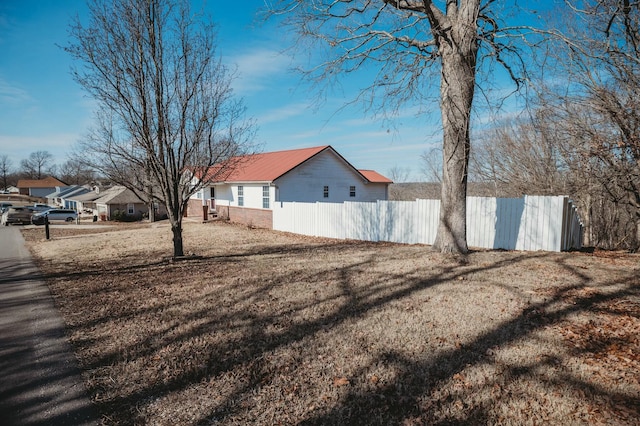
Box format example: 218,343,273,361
0,76,32,104
256,101,309,125
228,47,293,95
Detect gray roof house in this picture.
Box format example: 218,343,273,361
94,186,167,221
67,190,104,213
46,185,92,209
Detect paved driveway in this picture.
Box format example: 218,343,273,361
0,226,98,425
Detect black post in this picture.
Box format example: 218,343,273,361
45,215,50,240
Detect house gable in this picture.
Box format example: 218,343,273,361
274,149,389,203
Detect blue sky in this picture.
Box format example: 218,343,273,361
0,0,525,182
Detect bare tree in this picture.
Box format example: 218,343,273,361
387,165,412,183
20,150,54,179
420,147,443,183
269,1,530,253
66,0,255,257
537,0,640,250
58,157,97,185
0,155,12,190
472,116,569,197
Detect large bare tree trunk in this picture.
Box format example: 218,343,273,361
432,6,478,254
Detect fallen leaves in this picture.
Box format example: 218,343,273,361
333,376,350,387
554,296,640,424
22,221,640,425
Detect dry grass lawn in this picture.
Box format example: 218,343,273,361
22,221,640,425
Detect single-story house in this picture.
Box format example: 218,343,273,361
46,185,92,209
17,176,68,198
94,185,167,221
67,190,104,214
187,145,392,228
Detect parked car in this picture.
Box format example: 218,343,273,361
1,206,33,226
31,209,78,225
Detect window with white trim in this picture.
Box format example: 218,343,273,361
237,185,244,206
323,185,329,198
262,186,270,209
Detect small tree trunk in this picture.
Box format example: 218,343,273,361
168,197,185,258
432,15,477,254
583,193,592,247
635,212,640,252
171,221,184,258
148,201,156,222
146,164,155,223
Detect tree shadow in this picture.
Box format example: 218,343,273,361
35,240,640,425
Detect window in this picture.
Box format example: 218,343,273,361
350,186,356,197
262,186,270,209
210,187,215,198
127,204,135,214
323,185,329,198
237,185,244,206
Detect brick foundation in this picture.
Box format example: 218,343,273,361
185,200,272,229
186,199,206,218
227,206,272,229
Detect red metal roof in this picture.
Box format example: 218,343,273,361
208,145,392,184
220,145,329,182
358,169,393,184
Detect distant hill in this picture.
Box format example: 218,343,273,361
388,182,517,201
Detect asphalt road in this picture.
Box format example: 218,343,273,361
0,225,98,425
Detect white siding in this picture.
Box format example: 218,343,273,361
206,183,273,210
192,148,389,209
274,150,387,203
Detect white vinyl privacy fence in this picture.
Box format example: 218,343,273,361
272,196,583,252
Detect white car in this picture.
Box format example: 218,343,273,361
31,209,78,225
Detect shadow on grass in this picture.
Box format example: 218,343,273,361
37,239,640,425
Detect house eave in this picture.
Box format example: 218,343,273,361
212,180,274,185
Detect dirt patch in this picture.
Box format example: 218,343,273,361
24,221,640,425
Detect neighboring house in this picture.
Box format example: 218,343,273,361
94,185,166,220
68,189,104,214
188,145,393,228
17,176,67,198
46,185,92,209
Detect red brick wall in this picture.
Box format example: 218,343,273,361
185,200,272,229
228,206,273,229
186,199,205,219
